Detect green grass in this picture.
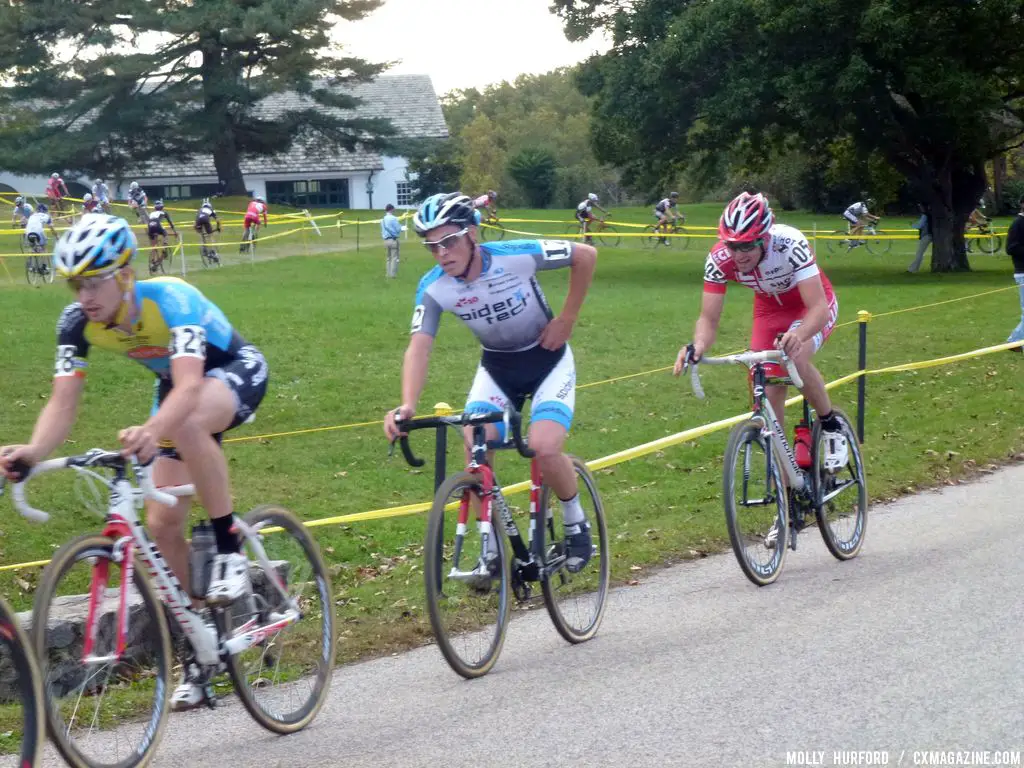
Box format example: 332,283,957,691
1,202,1022,661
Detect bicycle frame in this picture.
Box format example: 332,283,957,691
749,365,808,493
8,453,298,670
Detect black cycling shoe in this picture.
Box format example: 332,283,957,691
564,522,593,573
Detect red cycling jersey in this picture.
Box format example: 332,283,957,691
703,222,838,358
46,178,68,199
244,200,267,227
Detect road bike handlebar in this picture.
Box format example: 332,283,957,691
391,406,534,466
689,349,804,400
0,449,178,522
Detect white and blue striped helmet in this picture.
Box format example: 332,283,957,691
413,193,476,236
54,214,137,278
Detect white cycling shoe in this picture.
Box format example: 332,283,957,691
206,552,252,606
822,430,849,471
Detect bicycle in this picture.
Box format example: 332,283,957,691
239,224,260,257
4,449,335,768
0,594,45,767
826,221,891,255
577,217,621,247
393,407,609,679
643,221,689,249
148,240,169,275
478,214,506,242
965,221,1002,254
688,349,867,586
23,236,54,286
199,232,222,268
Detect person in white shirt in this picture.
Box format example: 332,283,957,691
841,198,880,246
24,203,58,249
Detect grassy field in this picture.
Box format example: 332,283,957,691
1,200,1021,660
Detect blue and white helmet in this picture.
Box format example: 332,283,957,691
413,193,476,236
54,214,136,278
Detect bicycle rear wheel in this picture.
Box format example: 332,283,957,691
41,251,54,284
25,255,41,286
539,456,610,643
643,225,662,248
32,534,171,768
219,505,335,734
0,596,44,768
812,409,867,560
723,421,789,586
424,471,511,679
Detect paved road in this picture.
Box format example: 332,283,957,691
17,466,1024,768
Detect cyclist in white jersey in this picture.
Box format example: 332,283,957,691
576,193,609,244
841,198,879,244
24,204,58,249
384,192,598,571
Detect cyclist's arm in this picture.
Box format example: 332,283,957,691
145,353,204,439
597,204,609,216
792,275,829,340
399,332,434,415
165,213,177,234
558,242,597,323
692,290,726,357
261,209,268,226
24,376,84,462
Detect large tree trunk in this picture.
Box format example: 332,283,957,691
200,37,247,196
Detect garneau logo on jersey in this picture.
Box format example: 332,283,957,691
456,290,530,325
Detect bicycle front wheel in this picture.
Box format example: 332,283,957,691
539,456,610,643
978,233,1002,254
0,596,44,768
424,471,511,679
32,534,171,768
672,225,690,250
813,408,867,560
595,226,621,248
220,505,335,734
723,421,789,586
864,233,891,255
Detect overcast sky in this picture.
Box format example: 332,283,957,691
334,0,610,95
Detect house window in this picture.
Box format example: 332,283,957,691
395,181,414,207
265,178,349,208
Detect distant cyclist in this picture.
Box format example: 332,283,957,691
841,198,879,249
575,193,610,244
46,173,69,213
471,190,499,225
241,195,268,251
127,182,149,222
654,192,683,241
24,203,58,251
81,193,100,215
12,196,33,227
147,201,178,264
91,179,111,213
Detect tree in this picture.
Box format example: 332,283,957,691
554,0,1024,271
0,0,393,193
458,113,505,198
400,139,462,201
508,147,558,208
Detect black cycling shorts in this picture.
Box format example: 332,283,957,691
153,344,269,460
194,214,214,235
147,222,167,239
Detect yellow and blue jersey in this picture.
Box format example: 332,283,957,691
54,277,246,380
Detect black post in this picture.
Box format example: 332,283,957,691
857,310,870,443
434,424,447,492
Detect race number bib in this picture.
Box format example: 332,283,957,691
53,345,82,378
169,325,207,359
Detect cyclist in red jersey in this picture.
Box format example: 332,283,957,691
46,173,69,208
243,196,268,235
673,192,848,469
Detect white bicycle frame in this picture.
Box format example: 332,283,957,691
9,452,298,668
690,349,808,491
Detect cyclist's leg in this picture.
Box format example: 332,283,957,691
529,346,590,569
162,348,268,602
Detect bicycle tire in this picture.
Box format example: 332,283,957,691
596,226,621,248
424,471,511,679
220,505,336,734
864,233,891,255
825,230,846,255
32,534,171,768
25,255,41,286
723,421,789,586
41,251,54,284
673,225,691,250
812,408,867,561
643,225,663,248
977,233,1002,254
481,222,505,242
539,456,610,643
0,595,45,768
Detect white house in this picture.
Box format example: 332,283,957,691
0,74,448,210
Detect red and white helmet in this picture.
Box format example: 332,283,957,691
718,192,774,243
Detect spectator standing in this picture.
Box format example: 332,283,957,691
1005,197,1024,350
907,204,932,273
381,203,402,279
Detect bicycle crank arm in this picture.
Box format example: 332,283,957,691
223,608,300,656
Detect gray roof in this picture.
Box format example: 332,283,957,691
131,74,448,180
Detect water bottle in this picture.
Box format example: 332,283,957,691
794,421,813,469
189,522,216,600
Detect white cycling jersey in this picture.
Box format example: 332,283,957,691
25,212,52,237
844,202,868,219
411,239,574,353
